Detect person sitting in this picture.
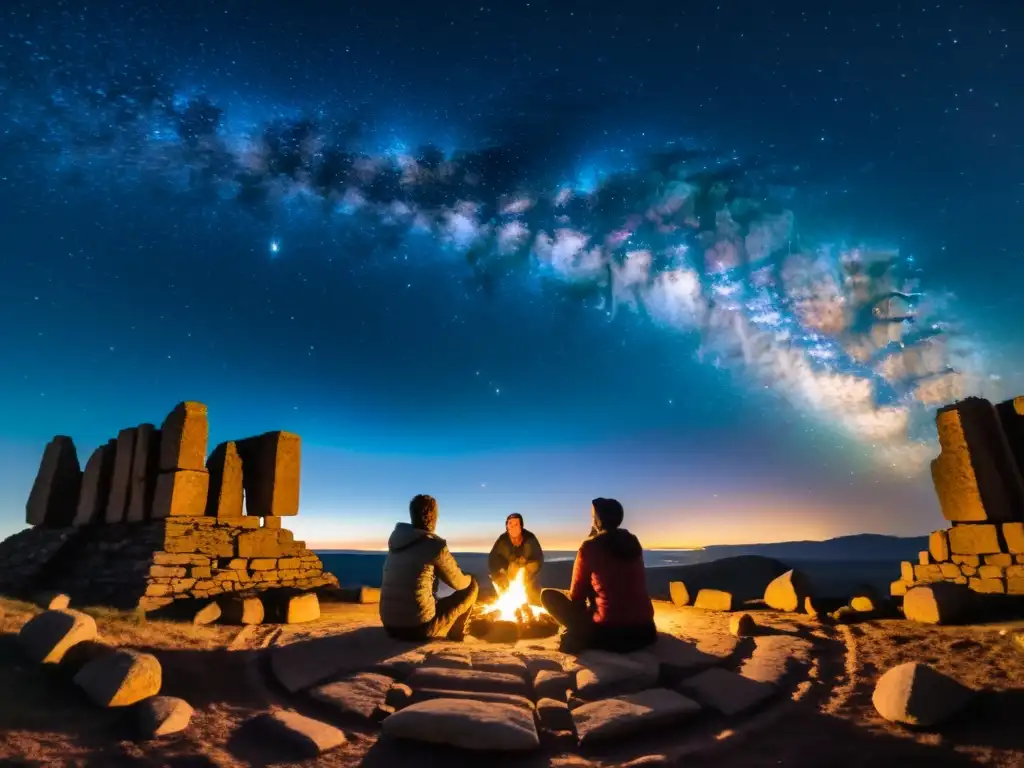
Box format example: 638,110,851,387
379,494,479,641
540,498,656,654
488,513,544,604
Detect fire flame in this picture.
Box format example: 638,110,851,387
481,567,548,623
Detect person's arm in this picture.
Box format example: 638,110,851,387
523,533,544,576
567,544,592,603
435,542,472,591
487,536,508,577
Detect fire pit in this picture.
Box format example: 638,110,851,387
468,569,559,643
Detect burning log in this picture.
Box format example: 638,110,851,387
468,568,560,642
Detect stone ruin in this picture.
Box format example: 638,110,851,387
0,401,337,612
892,395,1024,598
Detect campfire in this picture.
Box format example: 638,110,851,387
468,568,559,642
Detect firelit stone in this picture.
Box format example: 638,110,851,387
262,516,283,529
985,553,1013,566
996,396,1024,481
978,565,1006,579
948,524,1001,555
939,563,961,578
105,428,137,523
125,424,161,523
236,431,301,517
27,436,82,527
74,440,116,526
929,530,950,562
952,554,981,567
693,589,733,611
932,398,1024,523
914,564,942,582
900,561,915,582
968,577,1005,594
1004,523,1024,553
205,441,244,518
152,470,210,518
890,580,909,597
159,401,208,472
237,529,285,558
918,551,930,566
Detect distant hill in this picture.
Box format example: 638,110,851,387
687,533,928,563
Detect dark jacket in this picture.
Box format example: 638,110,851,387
488,530,544,579
379,522,472,628
568,528,654,626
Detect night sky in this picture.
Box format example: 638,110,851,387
0,1,1021,550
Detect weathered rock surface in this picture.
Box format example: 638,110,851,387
74,648,162,707
872,662,975,727
27,435,82,527
405,666,530,697
18,608,97,664
193,601,222,626
220,595,264,625
533,669,572,701
693,589,733,611
903,582,973,625
310,672,394,721
575,651,660,700
271,628,419,693
764,569,812,612
264,590,320,624
678,667,777,716
407,687,535,711
236,431,301,517
470,650,528,678
381,698,540,751
137,695,193,738
572,688,702,745
253,710,347,756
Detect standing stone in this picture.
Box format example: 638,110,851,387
668,581,690,607
931,398,1024,523
205,441,244,518
929,530,950,562
764,569,813,612
74,440,116,525
159,401,209,472
236,431,301,516
693,589,733,611
126,424,161,523
996,396,1024,480
151,470,210,518
105,428,138,523
26,436,82,527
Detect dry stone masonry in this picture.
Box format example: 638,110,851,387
0,401,336,612
892,395,1024,600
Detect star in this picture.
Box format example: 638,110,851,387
269,240,280,255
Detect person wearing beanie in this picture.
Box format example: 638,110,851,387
487,513,545,604
540,498,656,653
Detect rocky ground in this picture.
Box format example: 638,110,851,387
1,595,1022,768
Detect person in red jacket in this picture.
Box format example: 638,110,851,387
540,497,657,653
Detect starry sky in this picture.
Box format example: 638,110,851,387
0,1,1021,551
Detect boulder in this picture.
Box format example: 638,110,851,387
872,662,975,727
407,688,535,712
18,609,97,664
572,688,702,745
729,613,756,637
693,589,733,611
668,581,690,607
677,667,777,716
264,591,320,624
764,569,812,613
310,672,394,721
851,595,877,613
193,601,222,626
381,698,540,751
74,649,162,707
137,696,193,738
574,651,660,700
890,580,910,597
36,592,71,610
385,683,413,709
252,710,347,757
903,582,973,625
220,596,264,625
405,666,529,697
533,669,572,701
536,697,574,732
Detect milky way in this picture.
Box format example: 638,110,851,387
0,54,992,472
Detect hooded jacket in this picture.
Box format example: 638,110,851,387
568,528,654,626
488,530,544,579
379,522,473,628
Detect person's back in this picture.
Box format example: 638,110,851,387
574,528,653,626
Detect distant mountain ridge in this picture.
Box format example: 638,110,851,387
677,533,928,563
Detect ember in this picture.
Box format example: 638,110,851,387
468,568,559,642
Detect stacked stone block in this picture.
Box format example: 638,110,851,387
893,396,1024,597
0,400,337,612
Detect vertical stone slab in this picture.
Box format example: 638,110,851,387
105,428,138,524
931,398,1024,523
74,439,116,526
997,396,1024,483
205,441,244,518
159,401,209,472
26,436,82,527
126,424,162,523
152,469,210,518
235,431,301,516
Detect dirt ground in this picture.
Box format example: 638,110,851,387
1,597,1022,768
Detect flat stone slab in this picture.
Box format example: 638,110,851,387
739,635,812,686
424,649,472,669
627,633,721,678
533,669,573,700
382,698,540,751
677,667,778,716
310,672,395,721
405,666,530,697
572,688,702,745
470,650,529,678
574,651,660,700
407,687,535,712
271,627,421,692
252,710,347,757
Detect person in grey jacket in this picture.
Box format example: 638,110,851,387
379,494,479,641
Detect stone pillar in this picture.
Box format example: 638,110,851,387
996,396,1024,481
205,441,244,518
126,423,162,523
74,439,116,526
152,402,210,519
236,431,301,517
26,436,82,527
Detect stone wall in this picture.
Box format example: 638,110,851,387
0,400,337,611
892,395,1024,597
